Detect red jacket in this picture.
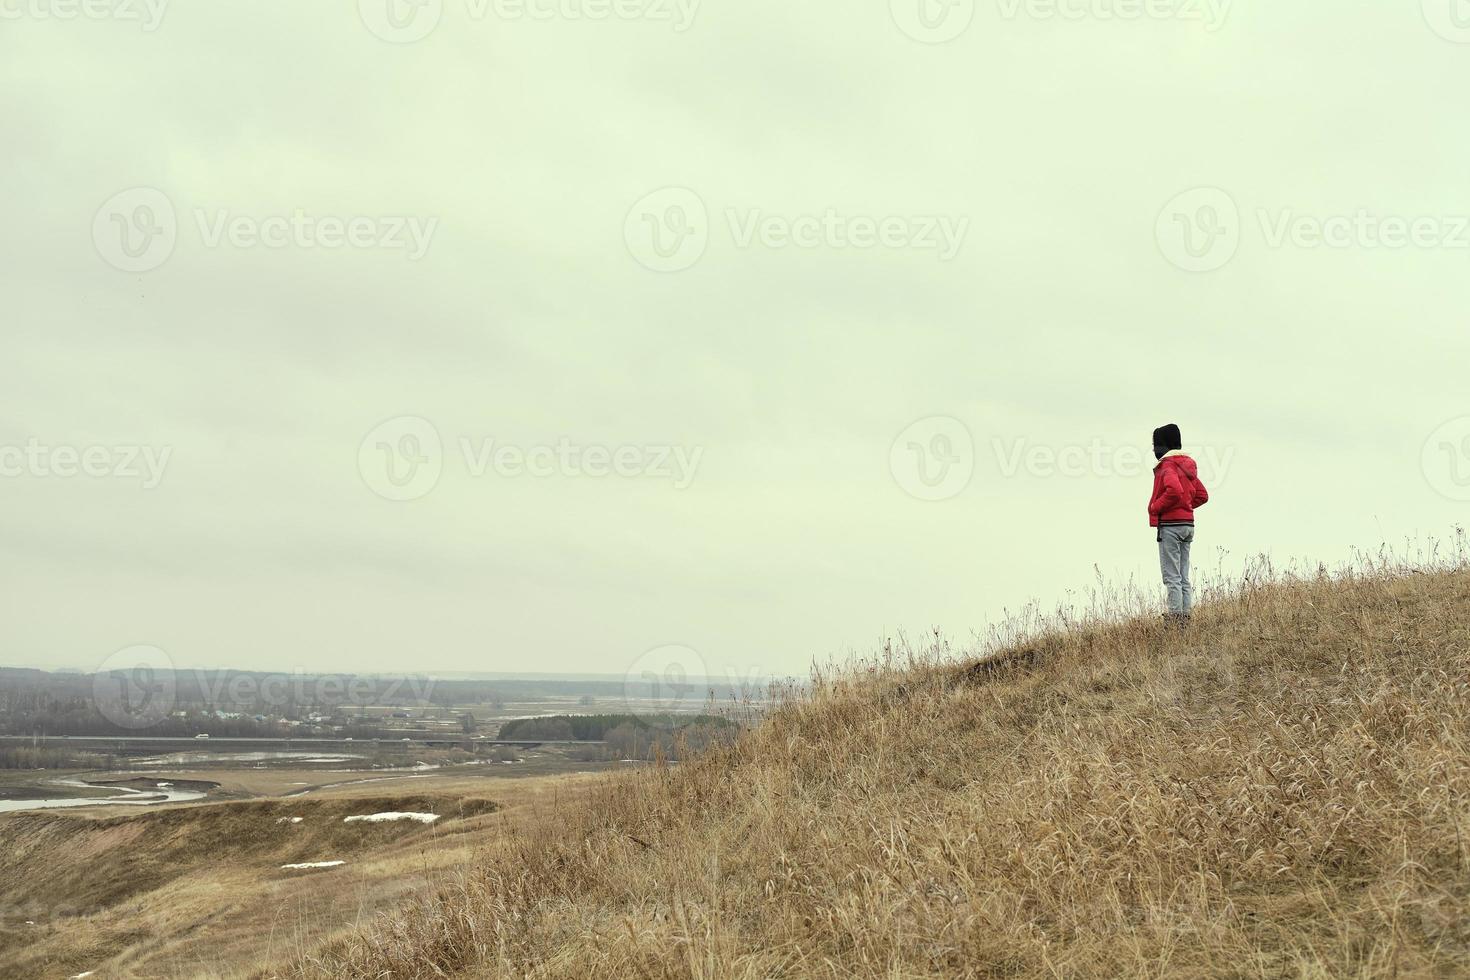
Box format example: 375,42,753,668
1149,452,1209,527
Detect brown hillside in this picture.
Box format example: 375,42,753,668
1,792,500,979
283,558,1470,979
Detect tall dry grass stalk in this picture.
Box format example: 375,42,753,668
279,535,1470,979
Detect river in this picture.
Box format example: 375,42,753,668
0,777,208,814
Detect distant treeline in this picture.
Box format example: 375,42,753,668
0,666,452,737
0,667,444,715
0,667,770,726
0,713,404,741
499,714,735,742
0,746,110,770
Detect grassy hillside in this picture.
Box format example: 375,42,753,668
0,788,504,979
281,553,1470,979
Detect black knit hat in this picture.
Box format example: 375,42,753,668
1152,424,1182,451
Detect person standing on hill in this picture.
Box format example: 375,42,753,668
1149,423,1209,624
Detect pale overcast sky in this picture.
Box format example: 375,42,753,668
4,1,1469,681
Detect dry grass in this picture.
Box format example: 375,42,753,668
0,780,547,979
276,541,1470,979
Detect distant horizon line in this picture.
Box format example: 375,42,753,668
0,663,790,684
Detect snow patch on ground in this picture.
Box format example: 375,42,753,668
281,860,345,869
343,811,440,824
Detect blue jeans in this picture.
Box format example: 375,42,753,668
1158,524,1195,615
